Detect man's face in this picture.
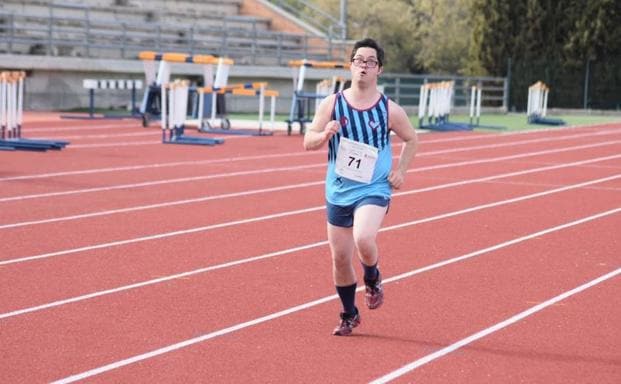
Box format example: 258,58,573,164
351,47,382,81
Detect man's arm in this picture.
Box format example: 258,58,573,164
303,94,339,151
387,100,418,189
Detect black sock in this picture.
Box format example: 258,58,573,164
362,262,379,283
336,283,358,315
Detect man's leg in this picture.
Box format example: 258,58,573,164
327,222,360,335
353,204,387,267
327,222,356,308
353,204,388,309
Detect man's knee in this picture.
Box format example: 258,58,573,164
354,232,377,254
332,252,352,270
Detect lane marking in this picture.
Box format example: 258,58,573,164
2,173,619,318
25,122,139,133
2,127,619,183
370,267,621,383
2,165,619,267
0,151,319,182
2,149,620,229
22,122,621,154
49,208,621,384
54,131,158,140
2,138,619,203
0,163,325,203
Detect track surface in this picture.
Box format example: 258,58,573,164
1,114,620,383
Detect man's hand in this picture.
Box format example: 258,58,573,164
323,120,340,141
388,169,405,189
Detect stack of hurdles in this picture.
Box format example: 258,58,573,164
0,71,69,151
138,51,278,138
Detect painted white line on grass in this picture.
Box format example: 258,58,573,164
2,150,620,230
50,208,621,384
370,266,621,383
2,173,619,318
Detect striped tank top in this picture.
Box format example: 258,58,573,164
325,91,392,205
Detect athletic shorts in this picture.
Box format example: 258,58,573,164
326,196,390,228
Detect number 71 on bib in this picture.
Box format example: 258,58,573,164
335,137,379,184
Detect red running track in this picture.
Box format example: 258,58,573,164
1,115,620,383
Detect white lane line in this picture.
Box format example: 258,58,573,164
0,151,319,182
2,163,619,267
2,173,619,318
0,206,322,267
2,149,620,229
2,127,619,183
2,136,619,203
0,181,322,229
0,128,566,182
24,117,611,135
498,121,621,136
49,208,621,384
69,140,162,148
60,127,621,154
0,163,324,203
55,131,157,140
370,267,621,383
25,122,139,133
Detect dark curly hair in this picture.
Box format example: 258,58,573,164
350,38,384,68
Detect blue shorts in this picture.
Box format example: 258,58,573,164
326,196,390,228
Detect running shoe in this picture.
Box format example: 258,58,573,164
332,310,361,336
364,272,384,309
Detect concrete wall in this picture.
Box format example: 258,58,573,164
0,53,349,114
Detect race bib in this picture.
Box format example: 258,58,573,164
335,137,378,183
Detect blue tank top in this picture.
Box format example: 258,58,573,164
326,91,392,205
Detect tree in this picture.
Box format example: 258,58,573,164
409,0,474,75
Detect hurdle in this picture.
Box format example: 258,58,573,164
286,59,350,135
314,76,347,110
0,71,69,151
138,51,233,128
469,84,482,126
191,82,277,136
61,79,143,120
160,79,224,146
527,81,565,126
418,81,471,131
467,84,506,130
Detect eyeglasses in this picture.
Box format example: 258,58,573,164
351,57,379,68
